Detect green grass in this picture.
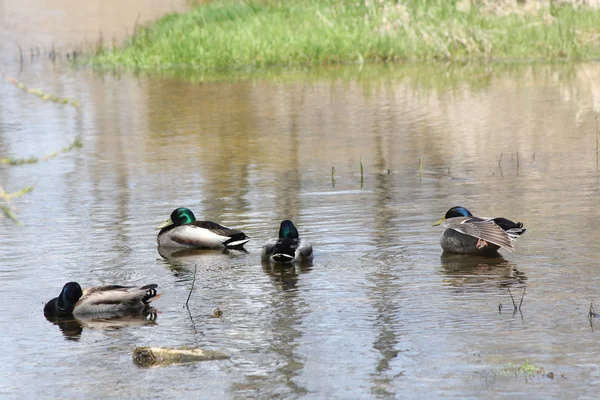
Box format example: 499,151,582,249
89,0,600,73
5,76,81,108
499,361,545,377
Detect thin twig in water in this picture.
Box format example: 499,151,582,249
589,300,596,331
518,287,526,310
17,44,23,72
134,13,141,34
596,115,600,171
589,300,598,319
360,158,364,189
508,287,517,309
331,166,336,188
185,264,197,310
497,151,503,178
132,13,142,45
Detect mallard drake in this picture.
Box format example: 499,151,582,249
433,206,526,254
157,207,249,249
261,220,313,264
44,282,161,318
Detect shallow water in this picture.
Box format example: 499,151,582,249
3,4,600,399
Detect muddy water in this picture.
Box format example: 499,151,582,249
3,4,600,399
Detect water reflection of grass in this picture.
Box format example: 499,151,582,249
89,0,600,73
94,57,579,91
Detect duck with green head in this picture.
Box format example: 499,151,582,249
157,207,250,249
433,206,526,255
261,220,313,264
44,282,161,318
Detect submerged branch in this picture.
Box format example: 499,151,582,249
4,76,81,108
0,136,82,165
1,137,82,224
185,264,198,310
0,185,34,200
0,204,23,226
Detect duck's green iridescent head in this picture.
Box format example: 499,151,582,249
444,206,472,218
157,207,197,229
433,206,472,226
58,282,83,312
279,220,299,239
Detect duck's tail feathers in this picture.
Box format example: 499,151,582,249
506,226,526,238
224,233,250,248
141,284,161,304
506,222,526,240
272,253,294,263
493,218,526,237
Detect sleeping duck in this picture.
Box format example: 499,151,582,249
433,206,526,255
157,207,249,249
261,220,313,264
44,282,161,318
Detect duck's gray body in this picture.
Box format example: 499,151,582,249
261,220,313,264
440,229,501,255
72,286,159,315
434,206,526,255
261,237,313,264
44,283,161,318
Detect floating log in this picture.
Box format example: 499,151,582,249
133,346,229,367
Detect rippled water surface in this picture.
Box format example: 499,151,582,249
3,3,600,399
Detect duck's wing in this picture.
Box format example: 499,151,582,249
76,285,160,314
443,217,516,251
192,221,250,247
261,238,278,260
164,222,248,248
297,238,314,261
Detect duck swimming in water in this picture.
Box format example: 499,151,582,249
157,207,249,249
433,206,526,255
261,220,313,264
44,282,161,318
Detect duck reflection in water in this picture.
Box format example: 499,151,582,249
262,261,313,292
44,310,158,341
158,245,241,260
440,253,526,289
157,245,247,275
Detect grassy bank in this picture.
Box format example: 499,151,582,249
90,0,600,72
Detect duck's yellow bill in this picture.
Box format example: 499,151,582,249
432,217,445,227
157,218,174,230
